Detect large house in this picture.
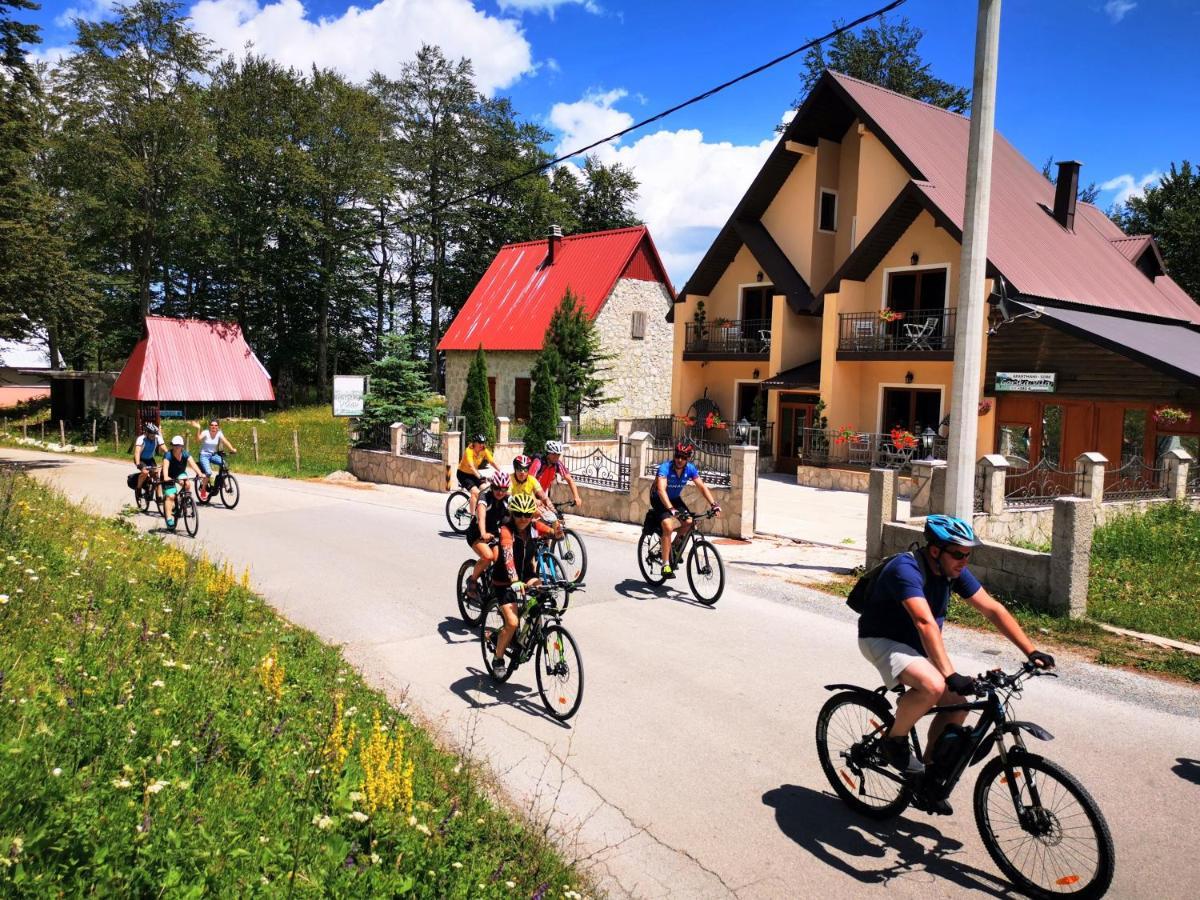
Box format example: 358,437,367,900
673,70,1200,473
438,225,675,424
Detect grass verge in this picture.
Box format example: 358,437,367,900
0,471,584,895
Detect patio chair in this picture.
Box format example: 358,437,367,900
879,442,915,469
853,320,879,350
757,329,772,354
902,316,937,350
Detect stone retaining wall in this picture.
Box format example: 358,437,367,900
348,448,446,493
798,464,915,499
972,495,1199,548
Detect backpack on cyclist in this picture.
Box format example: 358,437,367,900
641,508,659,536
845,549,928,614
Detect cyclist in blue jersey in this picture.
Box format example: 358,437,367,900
651,440,720,578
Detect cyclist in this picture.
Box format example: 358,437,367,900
191,419,237,494
159,436,203,530
652,441,720,578
858,514,1055,804
529,440,582,512
133,422,165,495
510,453,552,509
457,433,494,510
464,470,511,600
486,492,554,679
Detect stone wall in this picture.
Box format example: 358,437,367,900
797,464,915,499
348,448,446,493
443,350,539,420
588,278,674,422
972,496,1198,548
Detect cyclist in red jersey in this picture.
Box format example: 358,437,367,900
529,440,582,511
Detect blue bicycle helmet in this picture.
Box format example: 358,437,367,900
924,514,978,548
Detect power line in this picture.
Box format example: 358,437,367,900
431,0,908,215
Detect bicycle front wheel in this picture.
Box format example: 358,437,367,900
136,484,151,513
637,532,667,585
974,752,1115,899
554,528,587,583
536,623,584,720
815,691,910,818
220,473,240,509
456,559,485,627
181,494,199,537
686,538,725,604
445,490,472,534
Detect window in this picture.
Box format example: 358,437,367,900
886,268,948,313
487,377,496,415
999,424,1032,466
514,378,531,421
818,189,838,233
740,285,773,323
631,310,646,339
1121,408,1146,463
1040,404,1063,465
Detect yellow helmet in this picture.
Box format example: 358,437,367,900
507,493,538,516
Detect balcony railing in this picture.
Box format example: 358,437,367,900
684,318,771,358
837,308,957,355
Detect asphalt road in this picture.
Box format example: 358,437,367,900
6,447,1200,899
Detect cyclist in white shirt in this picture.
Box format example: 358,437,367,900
133,422,166,494
191,419,238,490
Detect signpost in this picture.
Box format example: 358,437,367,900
333,375,367,417
995,372,1056,393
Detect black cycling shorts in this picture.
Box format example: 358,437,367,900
457,470,484,490
650,493,690,524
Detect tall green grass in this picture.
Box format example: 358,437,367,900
0,472,582,895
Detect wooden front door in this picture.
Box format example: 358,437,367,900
514,377,531,421
777,401,816,473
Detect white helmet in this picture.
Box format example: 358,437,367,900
170,436,185,447
545,440,563,455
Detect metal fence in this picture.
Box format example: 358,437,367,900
355,420,392,451
402,426,443,461
1004,457,1080,509
837,307,957,353
630,415,773,454
1103,456,1169,502
558,439,630,491
1189,467,1200,499
797,429,946,473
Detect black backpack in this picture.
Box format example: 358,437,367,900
846,549,929,614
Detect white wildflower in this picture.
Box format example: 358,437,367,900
150,679,165,688
51,767,62,777
311,814,333,830
112,778,132,789
349,811,369,823
146,780,169,794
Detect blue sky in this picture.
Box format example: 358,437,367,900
6,0,1196,366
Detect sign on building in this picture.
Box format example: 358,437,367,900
332,375,368,417
995,372,1056,393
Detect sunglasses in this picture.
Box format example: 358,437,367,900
512,512,533,520
940,547,972,561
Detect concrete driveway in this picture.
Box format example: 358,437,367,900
755,473,911,548
5,447,1199,899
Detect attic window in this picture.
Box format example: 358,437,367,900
819,189,838,233
631,311,646,339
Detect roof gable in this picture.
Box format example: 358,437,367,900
112,317,275,402
437,226,673,352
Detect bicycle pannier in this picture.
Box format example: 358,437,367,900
126,472,139,490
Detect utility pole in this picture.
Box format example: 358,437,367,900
946,0,1002,518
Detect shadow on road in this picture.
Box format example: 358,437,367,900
437,616,477,646
448,667,571,729
762,784,1017,897
612,577,714,610
0,455,68,473
1173,758,1200,786
437,530,465,540
729,559,859,575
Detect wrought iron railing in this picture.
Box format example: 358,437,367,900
402,426,443,461
1004,457,1080,509
795,427,832,465
559,440,630,491
354,420,392,451
1104,456,1169,502
683,319,772,356
645,440,732,487
837,308,957,353
1188,469,1200,498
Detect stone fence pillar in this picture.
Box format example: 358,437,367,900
1164,448,1193,501
979,454,1009,514
560,416,572,445
442,431,462,493
910,459,946,518
728,444,759,539
615,417,634,438
1049,497,1094,618
628,431,654,502
867,468,899,568
430,418,441,434
390,422,405,456
496,416,511,446
1075,452,1107,507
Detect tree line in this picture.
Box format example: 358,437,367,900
0,0,639,403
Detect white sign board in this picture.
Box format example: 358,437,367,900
995,372,1056,393
332,375,367,417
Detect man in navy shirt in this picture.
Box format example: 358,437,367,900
651,441,720,577
859,515,1054,794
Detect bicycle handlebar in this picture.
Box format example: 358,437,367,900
554,500,577,509
971,661,1056,695
676,508,719,521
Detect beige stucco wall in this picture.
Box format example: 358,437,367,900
674,359,763,422
761,153,816,286
589,277,673,422
856,127,911,238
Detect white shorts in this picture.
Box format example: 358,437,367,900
858,637,927,689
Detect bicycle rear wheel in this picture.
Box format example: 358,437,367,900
637,532,667,585
181,493,199,537
554,528,587,583
815,691,910,818
974,752,1114,899
219,473,240,509
686,538,725,605
445,490,472,534
456,559,485,627
480,601,517,683
136,483,151,513
536,623,584,720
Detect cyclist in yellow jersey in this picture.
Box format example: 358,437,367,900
457,433,495,510
510,454,551,504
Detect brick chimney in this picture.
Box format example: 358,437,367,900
546,224,563,265
1053,160,1082,231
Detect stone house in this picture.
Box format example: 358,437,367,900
672,70,1200,474
438,225,675,425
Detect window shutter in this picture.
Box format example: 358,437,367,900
631,311,646,339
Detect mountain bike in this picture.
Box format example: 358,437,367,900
636,508,725,604
550,500,587,583
198,453,239,509
815,662,1114,899
131,467,161,515
163,475,199,538
480,576,585,720
446,474,492,534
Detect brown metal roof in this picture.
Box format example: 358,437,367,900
759,359,821,390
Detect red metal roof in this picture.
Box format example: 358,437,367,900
1109,235,1153,262
112,317,275,402
829,73,1200,325
437,226,674,352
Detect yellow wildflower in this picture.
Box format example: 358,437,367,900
258,648,284,701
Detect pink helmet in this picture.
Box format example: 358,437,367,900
513,454,533,471
491,470,510,489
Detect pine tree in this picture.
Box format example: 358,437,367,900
359,333,436,435
524,346,562,455
546,288,611,424
461,345,496,446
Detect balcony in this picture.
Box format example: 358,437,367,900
836,308,957,360
683,318,771,361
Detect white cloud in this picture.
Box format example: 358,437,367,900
550,90,776,285
188,0,534,95
54,0,117,28
26,44,73,67
497,0,602,16
1101,170,1161,206
1103,1,1137,23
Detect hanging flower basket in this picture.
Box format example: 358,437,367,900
977,399,993,416
879,308,905,323
1153,406,1193,427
